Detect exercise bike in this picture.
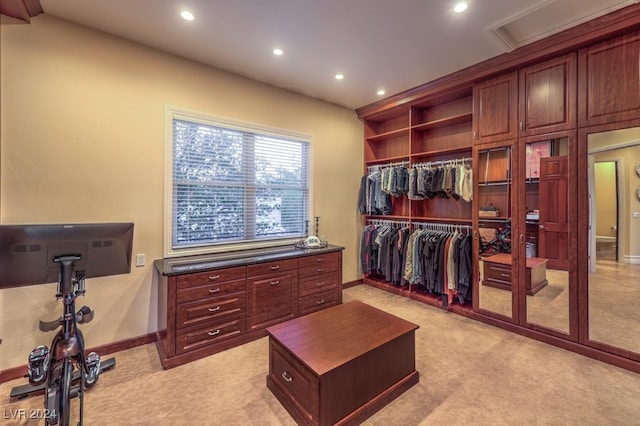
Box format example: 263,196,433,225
21,255,106,425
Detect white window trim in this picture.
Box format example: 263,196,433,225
164,105,314,258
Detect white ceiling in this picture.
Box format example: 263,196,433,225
38,0,636,110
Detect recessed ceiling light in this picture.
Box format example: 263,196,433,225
273,48,284,56
377,89,386,96
181,10,195,21
453,2,468,13
335,73,344,80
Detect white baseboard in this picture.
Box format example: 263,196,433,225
623,255,640,265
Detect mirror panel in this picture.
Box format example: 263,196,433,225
523,137,570,333
587,128,640,353
477,144,513,319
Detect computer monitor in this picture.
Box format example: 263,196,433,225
0,222,134,289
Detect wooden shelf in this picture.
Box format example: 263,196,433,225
411,145,472,159
411,112,473,131
366,127,410,142
365,155,410,166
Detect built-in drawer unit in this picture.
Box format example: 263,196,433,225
155,246,343,369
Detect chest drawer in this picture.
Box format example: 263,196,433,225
176,318,246,355
269,340,319,421
484,262,511,283
299,272,339,298
298,252,340,269
299,288,340,316
177,293,246,329
177,279,245,304
299,261,339,279
177,266,246,290
247,258,298,278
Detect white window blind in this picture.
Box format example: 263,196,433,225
169,114,309,252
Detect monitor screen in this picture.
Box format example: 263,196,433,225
0,222,134,289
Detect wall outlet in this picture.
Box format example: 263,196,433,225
136,253,146,267
633,212,640,219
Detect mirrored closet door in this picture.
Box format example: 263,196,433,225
518,132,576,336
584,127,640,357
474,140,517,321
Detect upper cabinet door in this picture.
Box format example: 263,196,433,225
519,53,577,137
473,71,518,144
579,30,640,127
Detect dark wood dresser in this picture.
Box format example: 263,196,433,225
154,245,343,369
266,301,419,426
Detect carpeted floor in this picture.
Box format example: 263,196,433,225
2,284,640,425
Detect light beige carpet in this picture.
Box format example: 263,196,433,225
2,284,639,425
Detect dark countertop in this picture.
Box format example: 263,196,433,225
154,244,344,276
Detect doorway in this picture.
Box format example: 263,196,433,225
590,160,619,265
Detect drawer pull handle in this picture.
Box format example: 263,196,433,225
316,258,324,263
270,280,280,285
208,288,221,293
208,329,220,337
316,268,324,273
208,274,221,281
501,273,509,277
316,281,325,286
208,306,220,312
316,299,325,304
270,265,280,270
281,372,293,382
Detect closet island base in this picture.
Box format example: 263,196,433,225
266,300,419,426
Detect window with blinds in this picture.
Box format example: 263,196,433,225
167,110,310,254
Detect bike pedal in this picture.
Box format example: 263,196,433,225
27,345,49,386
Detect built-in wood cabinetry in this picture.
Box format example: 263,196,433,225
155,247,343,369
519,53,577,136
473,71,518,144
473,52,577,143
579,31,640,127
357,5,640,374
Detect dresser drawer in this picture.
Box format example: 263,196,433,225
177,293,246,329
176,317,246,355
177,279,245,304
298,252,340,269
247,258,298,278
176,266,246,290
484,262,511,283
298,261,339,279
299,272,339,298
299,288,340,316
269,340,319,421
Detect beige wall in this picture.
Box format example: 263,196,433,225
0,16,363,370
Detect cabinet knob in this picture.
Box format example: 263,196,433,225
316,258,325,263
316,268,324,273
270,280,280,285
208,329,220,337
539,225,545,229
316,299,325,305
208,306,220,312
208,287,220,293
520,121,524,131
270,265,280,270
208,274,221,281
316,281,325,286
281,372,293,382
